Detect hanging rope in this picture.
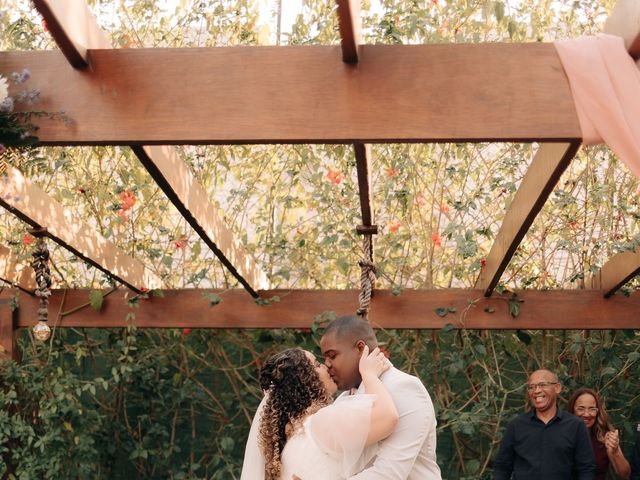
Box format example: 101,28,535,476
356,231,377,319
31,234,52,341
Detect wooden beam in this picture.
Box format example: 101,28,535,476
32,0,110,69
354,143,374,227
0,245,35,293
335,0,361,63
0,162,161,292
36,0,269,296
0,44,582,145
475,142,581,295
604,0,640,60
4,288,640,330
0,300,18,361
33,2,265,297
590,246,640,297
131,146,268,296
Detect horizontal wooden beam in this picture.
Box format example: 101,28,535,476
335,0,361,63
0,162,161,292
591,246,640,297
476,142,580,295
0,44,581,145
5,288,640,330
131,146,268,296
33,0,110,68
32,2,266,296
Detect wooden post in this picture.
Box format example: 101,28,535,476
0,299,18,362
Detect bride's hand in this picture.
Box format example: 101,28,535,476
359,345,390,378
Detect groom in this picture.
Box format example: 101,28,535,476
320,315,441,479
240,314,441,479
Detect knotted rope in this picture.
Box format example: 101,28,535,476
356,233,377,319
31,234,52,340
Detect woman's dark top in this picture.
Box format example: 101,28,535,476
591,429,609,480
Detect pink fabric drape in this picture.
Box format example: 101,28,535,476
554,34,640,179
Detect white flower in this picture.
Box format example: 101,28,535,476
0,76,8,104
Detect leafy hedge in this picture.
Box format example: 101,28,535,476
2,324,639,479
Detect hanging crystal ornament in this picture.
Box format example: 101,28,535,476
31,233,52,341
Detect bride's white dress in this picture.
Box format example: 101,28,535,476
280,395,376,480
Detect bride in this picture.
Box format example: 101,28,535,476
256,345,398,480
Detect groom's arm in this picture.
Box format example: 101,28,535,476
349,378,437,479
240,396,266,480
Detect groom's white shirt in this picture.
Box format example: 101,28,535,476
239,367,441,480
347,366,441,480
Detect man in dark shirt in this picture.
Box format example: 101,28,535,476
494,369,595,480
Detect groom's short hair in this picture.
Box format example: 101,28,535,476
323,315,378,349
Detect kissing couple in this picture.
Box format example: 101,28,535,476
241,315,442,479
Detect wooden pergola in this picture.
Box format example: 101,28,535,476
1,0,640,361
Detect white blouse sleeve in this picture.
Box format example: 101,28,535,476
307,394,376,477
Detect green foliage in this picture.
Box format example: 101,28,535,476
3,327,640,479
1,0,639,479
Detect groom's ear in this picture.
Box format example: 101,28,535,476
355,340,365,352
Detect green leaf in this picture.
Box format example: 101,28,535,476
441,323,455,333
202,292,222,307
628,352,640,362
508,295,520,318
447,307,457,313
435,307,449,317
515,330,531,345
494,2,505,22
89,290,103,311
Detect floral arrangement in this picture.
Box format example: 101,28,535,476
0,69,44,152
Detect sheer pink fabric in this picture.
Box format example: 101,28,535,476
554,34,640,179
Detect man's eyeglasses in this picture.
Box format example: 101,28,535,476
525,382,558,391
575,407,598,415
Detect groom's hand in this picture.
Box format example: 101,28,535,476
292,476,301,480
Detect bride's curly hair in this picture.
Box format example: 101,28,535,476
258,348,331,480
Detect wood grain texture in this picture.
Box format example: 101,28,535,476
6,288,640,330
0,164,161,291
592,246,640,297
33,0,110,68
132,146,268,296
335,0,361,63
0,245,35,292
0,44,581,145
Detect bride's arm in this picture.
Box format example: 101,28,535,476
359,346,399,445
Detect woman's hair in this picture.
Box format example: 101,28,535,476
567,387,614,442
258,348,331,480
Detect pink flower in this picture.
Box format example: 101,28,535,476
173,235,189,250
327,169,344,185
432,232,442,247
387,167,399,177
119,190,136,210
22,234,34,246
389,221,401,234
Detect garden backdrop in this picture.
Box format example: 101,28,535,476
2,0,640,479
